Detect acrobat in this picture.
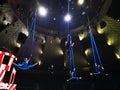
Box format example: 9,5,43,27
90,65,108,76
13,57,41,70
67,68,82,81
65,34,74,56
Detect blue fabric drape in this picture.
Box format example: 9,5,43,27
19,12,36,64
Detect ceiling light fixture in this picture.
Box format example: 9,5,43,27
64,14,71,22
78,0,84,5
38,6,48,17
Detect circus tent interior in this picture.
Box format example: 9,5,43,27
0,0,120,90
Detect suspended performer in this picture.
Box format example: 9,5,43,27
69,68,76,78
65,34,74,56
13,56,41,70
97,65,105,74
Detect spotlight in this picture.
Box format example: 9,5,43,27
38,6,47,17
64,14,71,22
78,0,84,5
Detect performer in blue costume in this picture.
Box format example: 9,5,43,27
65,34,74,56
13,57,40,70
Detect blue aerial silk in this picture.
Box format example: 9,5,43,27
19,11,37,64
66,0,81,81
13,61,36,70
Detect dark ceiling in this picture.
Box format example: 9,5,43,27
8,0,112,37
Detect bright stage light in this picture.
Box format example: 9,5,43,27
38,6,47,17
64,14,71,22
78,0,84,5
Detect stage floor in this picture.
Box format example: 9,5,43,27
14,73,120,90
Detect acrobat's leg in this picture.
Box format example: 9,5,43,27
29,64,36,68
13,63,22,67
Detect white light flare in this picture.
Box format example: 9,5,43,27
78,0,84,5
64,14,71,22
38,6,48,17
